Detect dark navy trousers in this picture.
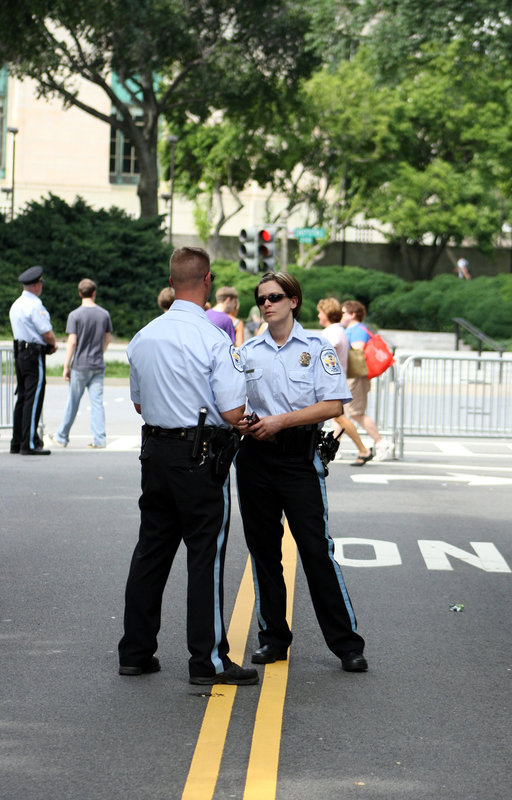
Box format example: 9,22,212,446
119,435,232,678
11,346,46,451
236,436,365,658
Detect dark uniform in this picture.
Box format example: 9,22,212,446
9,266,53,454
118,299,257,683
236,321,367,668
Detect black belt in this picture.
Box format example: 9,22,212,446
15,340,45,352
143,424,217,442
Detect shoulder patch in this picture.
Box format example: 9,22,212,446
320,347,341,375
230,345,244,372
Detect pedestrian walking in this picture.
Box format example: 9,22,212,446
118,247,259,686
235,272,368,673
9,265,57,455
341,300,393,462
455,257,471,280
205,285,237,342
317,297,374,466
51,279,112,449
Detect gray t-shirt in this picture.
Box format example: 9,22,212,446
66,304,113,371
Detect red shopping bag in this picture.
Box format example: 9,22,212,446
362,327,395,379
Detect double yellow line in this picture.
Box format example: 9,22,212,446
182,523,297,800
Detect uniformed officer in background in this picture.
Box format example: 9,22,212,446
118,246,259,686
9,265,57,455
235,272,368,673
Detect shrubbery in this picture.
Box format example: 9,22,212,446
0,195,171,337
1,197,510,347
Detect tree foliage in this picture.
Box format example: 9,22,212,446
0,1,317,218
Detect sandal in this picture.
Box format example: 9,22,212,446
350,448,374,467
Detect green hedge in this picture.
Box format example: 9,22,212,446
1,197,511,347
0,195,171,338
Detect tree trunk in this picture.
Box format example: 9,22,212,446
136,136,160,219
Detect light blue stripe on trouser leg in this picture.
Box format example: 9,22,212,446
233,454,266,631
211,476,230,674
29,354,45,449
313,451,357,631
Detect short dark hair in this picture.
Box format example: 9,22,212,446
255,272,302,318
170,246,210,287
78,278,96,298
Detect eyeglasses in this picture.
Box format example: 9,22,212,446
208,271,215,282
256,292,287,307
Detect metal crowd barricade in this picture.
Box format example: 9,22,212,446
0,345,15,430
361,352,512,459
394,353,512,458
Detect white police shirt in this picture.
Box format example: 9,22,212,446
239,320,352,417
9,290,53,345
127,299,246,429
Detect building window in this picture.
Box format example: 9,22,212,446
109,116,142,185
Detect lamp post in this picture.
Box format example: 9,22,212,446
7,127,19,221
167,134,178,243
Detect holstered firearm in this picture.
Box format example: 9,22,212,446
316,429,344,476
209,427,241,483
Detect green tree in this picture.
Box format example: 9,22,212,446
301,42,512,278
359,0,512,81
0,1,317,218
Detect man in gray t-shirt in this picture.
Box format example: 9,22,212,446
51,279,113,449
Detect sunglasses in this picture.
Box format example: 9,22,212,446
256,292,287,307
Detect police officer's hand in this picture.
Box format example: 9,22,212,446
249,415,283,440
236,418,252,435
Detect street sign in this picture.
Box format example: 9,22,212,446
293,227,326,243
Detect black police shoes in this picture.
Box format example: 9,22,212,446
251,644,288,664
119,656,161,676
341,651,368,672
20,447,51,456
189,663,259,685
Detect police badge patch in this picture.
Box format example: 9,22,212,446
230,345,244,372
320,347,341,375
299,352,311,367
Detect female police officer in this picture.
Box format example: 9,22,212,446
235,272,367,672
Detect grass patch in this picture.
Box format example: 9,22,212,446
46,360,130,378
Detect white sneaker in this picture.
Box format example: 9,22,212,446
373,440,394,462
87,443,106,449
50,434,67,448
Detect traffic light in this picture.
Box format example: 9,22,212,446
258,226,277,271
239,228,259,274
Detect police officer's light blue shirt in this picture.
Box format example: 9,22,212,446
239,320,352,418
127,299,246,428
9,290,53,344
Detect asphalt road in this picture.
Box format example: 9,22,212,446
1,387,511,800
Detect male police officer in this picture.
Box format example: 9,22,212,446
9,265,57,455
118,246,259,686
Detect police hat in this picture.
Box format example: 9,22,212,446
18,265,44,285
